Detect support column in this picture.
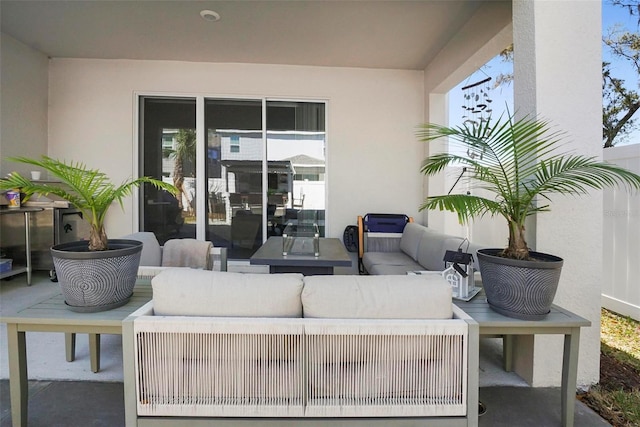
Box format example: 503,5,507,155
424,92,450,228
512,0,601,387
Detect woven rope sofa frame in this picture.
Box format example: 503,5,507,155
122,302,480,427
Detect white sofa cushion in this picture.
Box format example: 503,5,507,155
399,222,428,261
301,275,452,319
152,269,304,317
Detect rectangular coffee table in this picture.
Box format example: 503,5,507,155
250,236,352,275
1,281,152,427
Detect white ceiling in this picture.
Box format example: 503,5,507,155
1,0,489,70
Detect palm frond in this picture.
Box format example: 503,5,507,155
1,156,178,250
532,156,640,197
419,194,506,224
417,112,640,259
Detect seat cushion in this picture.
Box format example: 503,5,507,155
362,251,417,273
367,262,422,275
152,269,304,317
301,275,452,319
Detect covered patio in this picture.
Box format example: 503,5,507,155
1,0,606,424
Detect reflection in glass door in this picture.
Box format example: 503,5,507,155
205,99,263,259
139,97,196,244
266,101,326,238
140,96,326,260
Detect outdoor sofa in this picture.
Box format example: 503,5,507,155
123,269,479,426
359,222,483,275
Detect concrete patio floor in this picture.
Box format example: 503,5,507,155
0,271,610,426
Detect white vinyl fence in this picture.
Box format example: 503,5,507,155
602,144,640,321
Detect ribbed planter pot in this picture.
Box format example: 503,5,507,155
477,248,563,320
51,239,143,313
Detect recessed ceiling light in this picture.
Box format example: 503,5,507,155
200,10,220,22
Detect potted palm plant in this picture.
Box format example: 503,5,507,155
418,113,640,320
0,156,177,312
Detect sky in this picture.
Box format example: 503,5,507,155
448,0,639,147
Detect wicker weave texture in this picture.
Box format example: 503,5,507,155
133,319,468,417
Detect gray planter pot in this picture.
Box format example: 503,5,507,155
477,248,563,320
51,239,143,313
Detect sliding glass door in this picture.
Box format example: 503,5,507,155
139,96,326,260
205,99,263,259
266,101,326,237
139,97,196,242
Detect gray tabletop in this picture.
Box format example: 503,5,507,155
250,237,352,268
0,281,153,328
454,291,591,331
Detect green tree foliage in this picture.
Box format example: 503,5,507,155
490,2,640,148
166,129,196,212
493,44,513,89
603,0,640,147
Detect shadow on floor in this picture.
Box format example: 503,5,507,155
0,380,124,427
1,380,610,427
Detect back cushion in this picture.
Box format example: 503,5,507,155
399,222,428,261
417,233,465,271
122,232,162,266
152,269,304,317
301,275,452,319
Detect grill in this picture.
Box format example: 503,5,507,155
0,204,91,277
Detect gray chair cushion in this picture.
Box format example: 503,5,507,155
362,251,417,274
367,262,423,275
417,231,464,271
121,232,162,266
398,222,428,261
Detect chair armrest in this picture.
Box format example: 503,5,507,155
125,301,155,321
452,304,475,322
357,215,364,259
453,303,479,422
213,246,228,272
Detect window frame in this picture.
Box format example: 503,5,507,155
134,92,329,247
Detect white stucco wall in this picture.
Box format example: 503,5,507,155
46,59,424,238
0,33,49,177
422,0,601,389
513,0,602,388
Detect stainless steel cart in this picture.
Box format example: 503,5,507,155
0,202,91,279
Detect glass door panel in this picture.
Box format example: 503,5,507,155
140,97,326,260
266,101,326,237
139,97,196,244
205,99,263,259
